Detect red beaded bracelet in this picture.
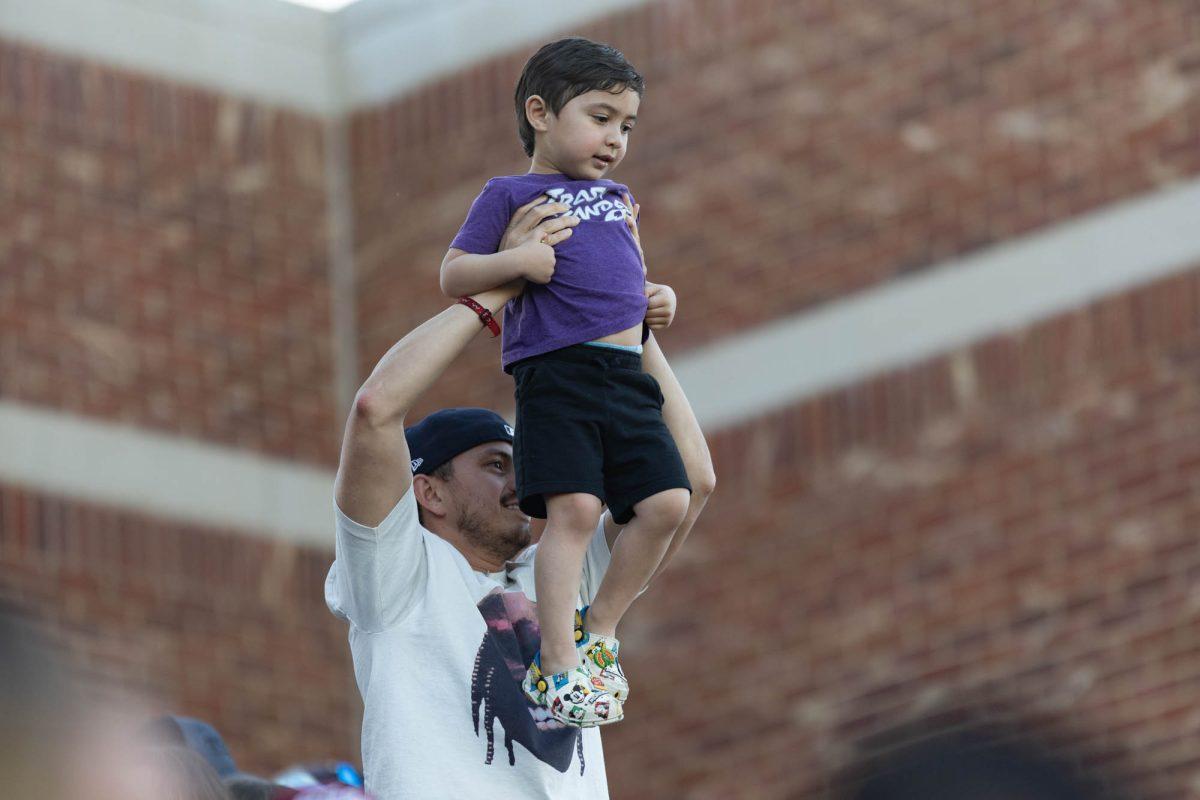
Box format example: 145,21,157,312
457,296,501,337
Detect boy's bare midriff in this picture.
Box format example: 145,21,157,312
593,321,643,347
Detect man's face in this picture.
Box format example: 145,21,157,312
441,442,531,561
540,87,640,180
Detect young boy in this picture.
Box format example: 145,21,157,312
440,38,692,727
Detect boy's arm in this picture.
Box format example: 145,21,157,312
604,334,716,573
440,248,534,298
440,199,578,297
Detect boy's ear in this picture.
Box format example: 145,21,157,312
525,95,552,133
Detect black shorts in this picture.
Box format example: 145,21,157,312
512,344,691,524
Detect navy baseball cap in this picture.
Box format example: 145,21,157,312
404,408,514,476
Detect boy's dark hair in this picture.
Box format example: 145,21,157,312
513,37,645,157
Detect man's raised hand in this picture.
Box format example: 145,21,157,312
499,195,579,286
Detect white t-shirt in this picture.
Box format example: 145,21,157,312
324,486,613,800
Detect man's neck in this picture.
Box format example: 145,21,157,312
466,549,508,574
430,525,514,573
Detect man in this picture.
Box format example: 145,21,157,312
325,197,715,799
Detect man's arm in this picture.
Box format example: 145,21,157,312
604,333,717,578
334,285,518,526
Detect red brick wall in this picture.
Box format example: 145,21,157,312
0,39,340,465
0,484,358,775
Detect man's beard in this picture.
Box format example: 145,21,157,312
457,504,531,563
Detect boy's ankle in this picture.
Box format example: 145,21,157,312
580,606,618,638
540,652,580,676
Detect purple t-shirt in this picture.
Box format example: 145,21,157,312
450,172,647,371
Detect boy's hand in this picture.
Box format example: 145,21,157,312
517,239,557,284
645,282,676,330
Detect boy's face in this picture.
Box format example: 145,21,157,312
534,87,640,180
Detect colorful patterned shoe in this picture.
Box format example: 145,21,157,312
522,653,624,728
575,606,630,703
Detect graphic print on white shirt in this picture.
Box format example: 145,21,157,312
471,588,586,774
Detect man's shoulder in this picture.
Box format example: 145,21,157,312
334,484,419,535
332,487,459,567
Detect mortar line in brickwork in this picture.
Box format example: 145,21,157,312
673,177,1200,432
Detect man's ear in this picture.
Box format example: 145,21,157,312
412,474,449,520
525,95,552,133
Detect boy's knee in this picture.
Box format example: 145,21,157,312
634,488,690,531
546,492,604,537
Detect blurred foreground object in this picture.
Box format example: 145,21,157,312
0,604,159,800
138,745,235,800
144,715,247,780
275,760,369,797
834,708,1130,800
0,605,75,798
225,775,302,800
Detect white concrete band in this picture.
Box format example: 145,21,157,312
0,402,334,546
0,0,342,114
335,0,653,111
2,178,1199,541
0,0,654,114
674,178,1200,430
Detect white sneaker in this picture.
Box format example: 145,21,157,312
575,606,630,703
522,655,624,728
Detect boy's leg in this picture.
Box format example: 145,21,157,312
515,354,622,725
536,492,605,675
591,362,693,638
584,487,690,637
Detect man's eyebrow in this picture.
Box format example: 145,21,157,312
588,102,637,121
479,447,512,460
